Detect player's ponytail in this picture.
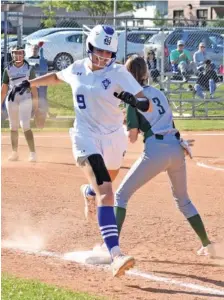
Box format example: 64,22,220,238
125,55,148,86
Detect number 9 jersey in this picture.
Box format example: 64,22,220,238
56,58,142,136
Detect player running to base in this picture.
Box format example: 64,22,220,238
114,55,214,257
8,25,153,276
1,46,38,162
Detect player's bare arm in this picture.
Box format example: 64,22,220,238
30,86,38,112
29,72,63,88
1,83,8,104
128,128,139,143
8,72,63,102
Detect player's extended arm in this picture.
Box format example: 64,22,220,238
31,86,39,112
1,83,8,104
29,72,62,88
114,91,152,112
8,73,63,102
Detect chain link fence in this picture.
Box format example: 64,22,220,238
2,15,224,119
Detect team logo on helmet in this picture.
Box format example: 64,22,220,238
104,36,112,46
102,78,111,90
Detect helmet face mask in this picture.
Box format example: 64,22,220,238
89,45,115,68
11,46,25,64
86,25,118,69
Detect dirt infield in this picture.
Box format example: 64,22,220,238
2,131,224,300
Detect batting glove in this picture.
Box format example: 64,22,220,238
8,80,30,102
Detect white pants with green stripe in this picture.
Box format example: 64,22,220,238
115,134,198,219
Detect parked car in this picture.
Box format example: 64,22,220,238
144,29,224,71
116,29,159,63
24,27,82,42
1,36,27,52
25,31,83,70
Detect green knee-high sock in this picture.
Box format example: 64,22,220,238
24,129,35,152
187,214,211,247
114,206,126,235
11,130,19,151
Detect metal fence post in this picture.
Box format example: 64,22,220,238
124,19,127,63
4,11,8,68
160,27,165,90
17,12,23,47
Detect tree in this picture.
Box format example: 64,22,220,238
40,0,56,28
153,9,168,27
51,0,134,24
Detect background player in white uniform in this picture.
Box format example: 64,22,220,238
9,25,152,277
114,56,215,257
1,46,38,162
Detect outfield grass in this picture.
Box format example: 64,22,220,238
2,81,224,131
167,82,224,117
1,119,224,132
47,83,74,116
175,119,224,131
45,82,224,117
2,274,104,300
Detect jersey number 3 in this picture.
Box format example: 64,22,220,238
77,94,86,109
152,97,165,115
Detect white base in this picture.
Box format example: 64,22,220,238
63,250,111,265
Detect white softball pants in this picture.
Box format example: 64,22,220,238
6,97,32,131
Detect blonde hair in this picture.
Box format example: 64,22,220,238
125,55,148,86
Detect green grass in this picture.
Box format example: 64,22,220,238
2,274,104,300
166,82,224,117
2,120,224,132
2,81,224,131
47,83,74,116
175,119,224,131
45,82,224,117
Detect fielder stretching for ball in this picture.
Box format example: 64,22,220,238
1,46,38,162
114,55,214,257
8,25,153,277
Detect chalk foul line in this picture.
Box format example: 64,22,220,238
2,243,224,296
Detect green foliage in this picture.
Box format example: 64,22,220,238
153,9,168,27
207,18,224,28
40,0,56,28
51,0,133,24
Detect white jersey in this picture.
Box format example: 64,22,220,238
57,58,142,135
139,86,177,135
7,63,32,102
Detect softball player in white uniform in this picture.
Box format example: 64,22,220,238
114,56,215,257
1,46,38,162
9,25,152,277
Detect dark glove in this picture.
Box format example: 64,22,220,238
8,80,30,102
114,91,137,107
114,91,149,112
